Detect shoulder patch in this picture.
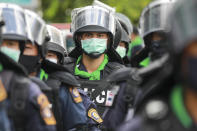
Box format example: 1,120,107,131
69,87,82,103
88,108,103,123
0,79,7,102
37,94,56,125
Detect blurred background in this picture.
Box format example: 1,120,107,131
0,0,152,25
0,0,151,53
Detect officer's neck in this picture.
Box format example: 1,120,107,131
82,53,105,73
185,87,197,124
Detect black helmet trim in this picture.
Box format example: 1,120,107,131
143,28,168,40
46,42,65,64
47,42,65,55
2,34,27,41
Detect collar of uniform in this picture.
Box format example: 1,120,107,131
170,85,193,128
38,68,48,81
74,55,108,80
78,56,88,72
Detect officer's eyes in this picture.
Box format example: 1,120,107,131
24,46,32,49
97,34,106,38
84,33,92,38
7,42,15,46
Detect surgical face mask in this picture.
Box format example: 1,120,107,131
46,58,58,64
0,47,20,62
116,46,126,58
19,55,41,74
81,38,107,55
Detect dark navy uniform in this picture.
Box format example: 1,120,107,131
0,68,56,131
35,66,87,130
117,85,197,131
0,75,11,131
0,52,56,131
65,57,124,116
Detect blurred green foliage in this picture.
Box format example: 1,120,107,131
41,0,152,25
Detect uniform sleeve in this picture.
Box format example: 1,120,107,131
25,101,56,131
78,88,102,131
26,82,56,131
0,106,11,131
116,115,142,131
59,86,87,130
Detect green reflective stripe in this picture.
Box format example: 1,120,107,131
140,57,150,67
0,64,3,72
170,86,192,128
40,69,48,81
75,54,108,80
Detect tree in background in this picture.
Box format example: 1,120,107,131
41,0,152,25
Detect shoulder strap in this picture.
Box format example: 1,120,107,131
44,76,64,131
104,62,124,77
49,71,80,87
63,57,76,76
9,74,29,131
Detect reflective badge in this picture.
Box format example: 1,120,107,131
105,91,115,106
69,87,82,103
88,108,103,123
105,85,119,106
0,79,7,102
37,94,56,125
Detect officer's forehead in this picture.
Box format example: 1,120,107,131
82,32,108,35
2,39,19,44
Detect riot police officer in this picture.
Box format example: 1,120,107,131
42,25,93,131
131,0,175,67
0,8,11,131
117,0,197,130
0,3,56,131
101,0,176,130
115,13,132,66
64,2,124,117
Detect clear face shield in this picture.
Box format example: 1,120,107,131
0,3,27,41
47,25,65,49
71,6,116,36
24,9,47,46
140,1,174,38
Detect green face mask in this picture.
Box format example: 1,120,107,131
81,38,107,54
116,46,126,58
0,47,20,62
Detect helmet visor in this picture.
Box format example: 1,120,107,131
71,6,115,35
